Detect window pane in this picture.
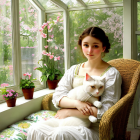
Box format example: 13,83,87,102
70,7,123,66
108,0,123,3
0,0,14,88
19,0,40,80
137,35,140,61
37,0,59,10
45,12,64,74
137,2,140,31
82,0,104,5
60,0,82,7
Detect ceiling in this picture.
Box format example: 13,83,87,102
33,0,123,11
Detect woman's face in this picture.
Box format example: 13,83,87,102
81,36,105,60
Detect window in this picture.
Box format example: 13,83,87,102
46,12,64,74
19,0,40,80
0,0,13,88
70,7,123,66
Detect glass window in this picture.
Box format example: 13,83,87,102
37,0,59,10
45,12,65,74
0,0,13,88
108,0,123,3
137,35,140,61
137,2,140,31
70,7,123,66
82,0,104,5
19,0,40,80
60,0,82,7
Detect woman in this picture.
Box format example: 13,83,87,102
27,27,122,140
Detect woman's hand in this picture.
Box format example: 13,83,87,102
54,109,70,119
74,100,94,116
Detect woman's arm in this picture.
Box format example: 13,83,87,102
55,106,98,119
59,96,94,115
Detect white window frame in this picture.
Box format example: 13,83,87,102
0,0,45,103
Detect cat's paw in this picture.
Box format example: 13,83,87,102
88,116,97,123
94,101,102,108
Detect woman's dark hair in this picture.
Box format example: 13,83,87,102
78,26,110,53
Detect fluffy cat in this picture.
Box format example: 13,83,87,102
44,73,105,128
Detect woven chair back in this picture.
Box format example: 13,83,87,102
108,58,140,97
107,58,140,140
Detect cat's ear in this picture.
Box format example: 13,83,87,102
100,75,106,81
86,73,92,81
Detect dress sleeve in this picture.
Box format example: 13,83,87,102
97,67,122,119
52,65,76,109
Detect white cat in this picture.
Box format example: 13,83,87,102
44,73,105,128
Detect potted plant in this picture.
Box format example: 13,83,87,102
35,54,63,89
20,72,35,99
35,17,63,89
1,88,18,107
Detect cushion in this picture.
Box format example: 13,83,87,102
25,110,57,122
9,120,35,133
0,127,27,140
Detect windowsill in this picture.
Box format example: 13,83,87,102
0,88,55,113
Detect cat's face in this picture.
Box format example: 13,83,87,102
83,73,105,97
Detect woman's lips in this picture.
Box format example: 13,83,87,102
87,54,94,56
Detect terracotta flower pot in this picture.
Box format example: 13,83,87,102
47,80,59,89
6,98,16,107
22,88,34,99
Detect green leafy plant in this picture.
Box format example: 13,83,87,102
20,73,35,89
0,88,18,100
35,57,63,81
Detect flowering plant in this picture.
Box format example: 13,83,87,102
1,88,18,100
35,15,63,82
35,51,63,82
20,72,35,89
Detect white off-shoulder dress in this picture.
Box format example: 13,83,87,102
27,64,122,140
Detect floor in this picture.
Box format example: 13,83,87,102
129,129,140,140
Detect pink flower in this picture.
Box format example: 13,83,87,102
1,83,9,87
39,28,43,32
55,46,58,49
47,39,53,42
54,56,57,61
23,73,27,76
41,33,47,38
49,55,54,59
44,45,48,48
44,64,46,66
74,47,77,49
47,26,50,29
28,73,32,79
47,52,51,56
57,56,60,60
34,67,37,70
42,50,46,55
0,135,4,138
62,49,64,52
50,35,54,38
32,54,34,56
22,8,25,11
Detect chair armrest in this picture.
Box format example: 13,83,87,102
41,93,53,110
99,92,133,140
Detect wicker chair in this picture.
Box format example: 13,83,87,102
41,58,140,140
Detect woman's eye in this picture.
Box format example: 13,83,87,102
91,86,95,88
94,45,99,48
84,44,88,47
99,86,103,89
